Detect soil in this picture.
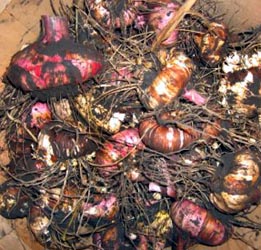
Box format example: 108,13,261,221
214,0,261,32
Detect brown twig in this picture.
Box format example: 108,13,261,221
5,111,38,142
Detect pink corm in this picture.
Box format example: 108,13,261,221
149,3,180,46
29,102,51,129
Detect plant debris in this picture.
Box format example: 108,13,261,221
0,0,261,249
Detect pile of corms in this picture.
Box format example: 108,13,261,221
0,1,260,249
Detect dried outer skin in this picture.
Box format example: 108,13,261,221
224,151,260,193
139,117,200,153
170,199,229,246
144,52,194,109
210,149,261,213
8,125,38,158
93,224,135,250
139,110,221,153
28,205,52,246
0,180,31,219
9,138,36,159
210,188,261,214
6,16,102,97
126,202,176,249
89,0,143,29
95,128,144,177
39,185,79,214
37,122,98,166
95,224,165,250
75,93,127,134
149,181,176,198
218,66,261,117
194,22,228,66
38,185,81,232
137,210,173,245
7,157,46,181
93,226,119,250
222,51,261,74
111,128,145,149
82,193,119,226
95,140,126,176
